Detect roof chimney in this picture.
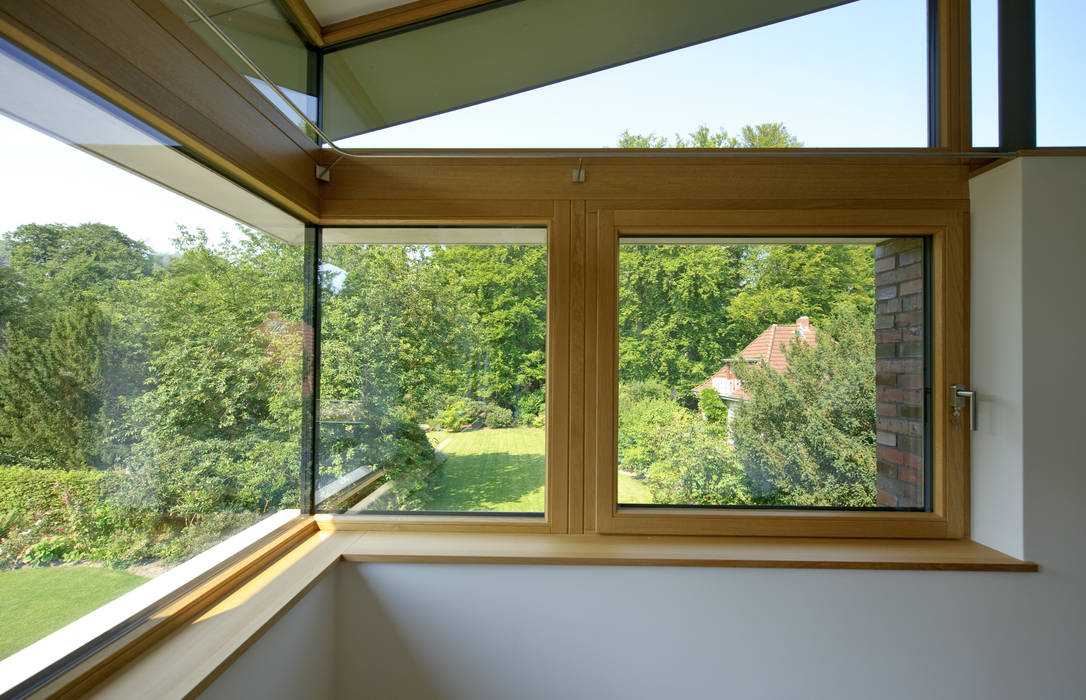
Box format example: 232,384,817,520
796,316,810,329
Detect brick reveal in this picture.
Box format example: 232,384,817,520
874,238,925,508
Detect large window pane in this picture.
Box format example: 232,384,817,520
0,40,302,663
340,0,927,149
617,238,928,510
317,228,547,514
1037,0,1086,146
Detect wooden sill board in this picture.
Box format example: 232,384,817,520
341,532,1038,572
82,532,361,700
69,530,1033,697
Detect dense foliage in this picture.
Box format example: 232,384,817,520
731,305,877,506
0,121,886,568
0,224,304,565
613,125,879,508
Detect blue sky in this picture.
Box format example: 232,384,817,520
0,0,1083,252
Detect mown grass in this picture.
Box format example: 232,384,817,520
403,427,653,511
0,566,148,660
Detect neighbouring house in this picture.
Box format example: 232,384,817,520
692,316,818,419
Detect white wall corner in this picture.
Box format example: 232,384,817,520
968,159,1025,558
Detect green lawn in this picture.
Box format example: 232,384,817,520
402,426,654,511
617,472,655,504
0,566,148,660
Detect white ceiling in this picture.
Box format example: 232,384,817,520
304,0,413,26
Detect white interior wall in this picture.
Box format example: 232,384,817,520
206,158,1086,700
968,159,1025,557
198,573,336,700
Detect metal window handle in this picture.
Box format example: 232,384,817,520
951,384,977,431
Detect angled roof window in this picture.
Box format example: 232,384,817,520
332,0,928,148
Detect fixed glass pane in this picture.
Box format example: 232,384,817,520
0,39,302,665
1037,0,1086,146
972,0,999,147
617,238,928,510
339,0,927,149
317,229,547,514
166,0,318,134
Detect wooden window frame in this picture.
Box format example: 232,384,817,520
313,188,970,541
314,202,572,535
590,207,969,538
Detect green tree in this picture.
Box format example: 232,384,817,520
4,223,151,317
618,244,743,395
643,419,751,506
0,302,106,468
730,304,877,507
618,122,802,149
432,245,546,409
725,244,875,349
615,123,804,396
697,386,728,424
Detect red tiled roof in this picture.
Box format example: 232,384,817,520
738,321,817,373
692,317,818,400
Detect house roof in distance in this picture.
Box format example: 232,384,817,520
693,316,818,399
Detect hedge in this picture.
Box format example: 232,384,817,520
0,466,105,525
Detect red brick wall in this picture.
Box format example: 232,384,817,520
874,238,925,508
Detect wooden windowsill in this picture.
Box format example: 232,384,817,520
340,531,1038,572
62,527,1034,698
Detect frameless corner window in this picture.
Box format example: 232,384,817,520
316,227,547,515
0,36,303,669
616,237,929,511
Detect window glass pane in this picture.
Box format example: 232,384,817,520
339,0,927,149
0,40,302,663
317,228,547,514
616,238,928,510
1037,0,1086,146
166,0,318,134
972,0,999,147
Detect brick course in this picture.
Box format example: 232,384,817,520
873,238,925,508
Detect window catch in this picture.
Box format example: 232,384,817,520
950,384,977,431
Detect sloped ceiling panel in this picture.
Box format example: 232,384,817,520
321,0,855,140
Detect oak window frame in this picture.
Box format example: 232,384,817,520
589,208,969,538
309,204,573,535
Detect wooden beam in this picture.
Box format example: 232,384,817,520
321,0,500,47
318,154,977,220
938,0,972,151
280,0,325,47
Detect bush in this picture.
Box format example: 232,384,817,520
0,466,105,522
439,397,482,432
515,390,545,424
697,387,728,424
643,419,751,505
617,395,682,478
377,413,438,506
0,466,151,566
485,405,513,428
619,379,671,404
